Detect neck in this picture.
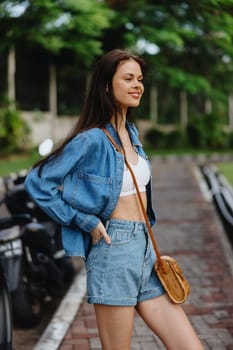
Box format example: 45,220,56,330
110,117,127,135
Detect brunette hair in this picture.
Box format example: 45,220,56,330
35,49,146,169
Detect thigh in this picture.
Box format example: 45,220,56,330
94,304,135,350
136,294,204,350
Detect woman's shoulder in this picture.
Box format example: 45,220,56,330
71,127,106,146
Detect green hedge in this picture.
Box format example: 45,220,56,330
145,113,233,151
0,96,30,154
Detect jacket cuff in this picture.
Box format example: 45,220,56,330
74,213,100,233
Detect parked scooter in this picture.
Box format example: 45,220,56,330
0,181,75,328
0,140,75,327
0,139,75,328
0,264,12,350
0,214,32,348
202,165,233,244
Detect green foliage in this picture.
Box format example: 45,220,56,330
0,0,114,68
161,68,211,95
145,112,233,151
0,96,30,154
1,0,233,126
145,127,187,150
105,0,233,97
186,118,206,148
187,113,227,149
166,128,188,148
145,128,167,149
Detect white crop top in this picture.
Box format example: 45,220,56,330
120,154,150,197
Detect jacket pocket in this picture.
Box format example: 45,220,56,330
63,172,112,214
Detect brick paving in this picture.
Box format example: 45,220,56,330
59,159,233,350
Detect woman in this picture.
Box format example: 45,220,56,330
25,49,203,350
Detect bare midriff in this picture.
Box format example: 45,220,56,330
110,191,147,222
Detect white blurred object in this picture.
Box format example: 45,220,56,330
38,139,54,156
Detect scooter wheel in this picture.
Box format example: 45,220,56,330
11,287,40,328
0,271,12,349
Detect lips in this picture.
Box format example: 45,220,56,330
129,92,141,99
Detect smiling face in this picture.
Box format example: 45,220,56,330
111,58,144,114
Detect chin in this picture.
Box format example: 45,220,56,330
130,102,140,107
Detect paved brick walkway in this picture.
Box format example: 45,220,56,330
59,159,233,350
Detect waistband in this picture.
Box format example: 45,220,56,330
105,218,147,233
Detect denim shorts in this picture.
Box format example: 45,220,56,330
86,219,165,306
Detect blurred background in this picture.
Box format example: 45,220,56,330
0,0,233,169
0,3,233,349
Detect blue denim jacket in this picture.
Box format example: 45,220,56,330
24,122,156,259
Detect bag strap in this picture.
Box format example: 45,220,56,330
102,128,164,268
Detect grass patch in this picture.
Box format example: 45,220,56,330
216,162,233,186
0,152,40,176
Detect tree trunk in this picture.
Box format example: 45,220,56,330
49,64,57,141
180,90,188,130
229,93,233,130
7,46,16,105
150,85,158,126
204,99,212,114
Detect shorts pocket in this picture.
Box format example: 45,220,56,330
107,227,135,246
86,244,99,270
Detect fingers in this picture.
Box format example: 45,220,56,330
102,230,111,244
92,230,111,244
91,222,111,244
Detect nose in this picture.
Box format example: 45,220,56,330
133,79,141,88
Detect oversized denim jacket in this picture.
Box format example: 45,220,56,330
24,122,156,259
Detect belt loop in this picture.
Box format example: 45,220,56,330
105,220,110,231
133,222,138,234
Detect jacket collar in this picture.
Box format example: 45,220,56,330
104,121,142,148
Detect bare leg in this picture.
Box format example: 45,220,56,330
94,304,135,350
136,294,204,350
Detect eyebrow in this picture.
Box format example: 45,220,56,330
124,73,143,78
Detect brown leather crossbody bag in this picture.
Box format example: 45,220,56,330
103,128,190,304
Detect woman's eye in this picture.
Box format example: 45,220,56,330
124,77,143,82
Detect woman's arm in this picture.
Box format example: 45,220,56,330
24,132,100,233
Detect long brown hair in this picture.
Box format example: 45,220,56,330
35,49,146,170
